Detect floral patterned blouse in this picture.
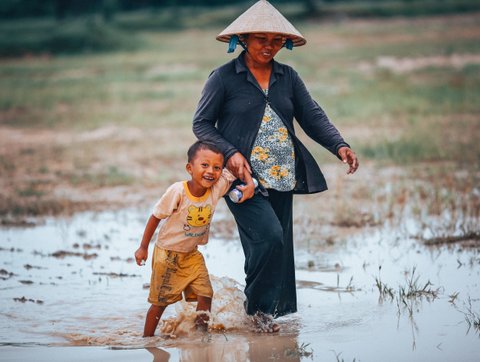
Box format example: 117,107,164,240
250,89,296,191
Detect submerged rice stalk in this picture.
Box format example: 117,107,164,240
331,350,356,362
398,266,440,302
284,342,313,359
457,296,480,334
375,265,395,301
375,266,441,316
448,292,460,305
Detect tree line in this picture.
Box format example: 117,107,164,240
2,1,472,21
0,0,324,20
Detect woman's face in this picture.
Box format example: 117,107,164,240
243,33,285,66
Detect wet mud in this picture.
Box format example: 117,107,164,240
0,207,479,361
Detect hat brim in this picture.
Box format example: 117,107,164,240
216,0,307,48
216,32,306,47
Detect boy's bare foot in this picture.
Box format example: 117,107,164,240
195,313,209,331
251,311,280,333
195,320,208,332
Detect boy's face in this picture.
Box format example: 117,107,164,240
186,149,224,191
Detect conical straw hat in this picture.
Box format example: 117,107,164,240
217,0,306,47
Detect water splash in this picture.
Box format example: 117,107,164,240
160,275,249,338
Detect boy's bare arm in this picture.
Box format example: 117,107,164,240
135,215,161,266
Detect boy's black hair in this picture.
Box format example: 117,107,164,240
187,140,223,163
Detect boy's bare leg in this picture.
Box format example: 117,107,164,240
143,304,166,337
195,296,212,330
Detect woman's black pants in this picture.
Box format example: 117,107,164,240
225,189,297,317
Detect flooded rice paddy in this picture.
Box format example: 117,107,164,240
0,204,479,361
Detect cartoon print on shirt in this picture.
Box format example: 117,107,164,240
186,205,212,227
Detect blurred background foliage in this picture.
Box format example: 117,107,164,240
2,0,480,20
1,0,480,55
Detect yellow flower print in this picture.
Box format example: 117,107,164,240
291,150,295,159
262,115,272,123
269,165,281,179
269,165,289,180
277,127,288,142
252,146,269,162
259,178,270,188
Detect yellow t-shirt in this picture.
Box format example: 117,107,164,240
152,169,235,253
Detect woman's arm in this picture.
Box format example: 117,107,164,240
292,71,358,173
292,71,349,157
193,70,238,161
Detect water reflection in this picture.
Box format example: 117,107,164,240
146,333,306,362
146,347,171,362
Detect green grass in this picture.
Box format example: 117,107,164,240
70,166,135,187
1,9,479,165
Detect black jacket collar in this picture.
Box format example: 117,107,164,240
234,51,285,76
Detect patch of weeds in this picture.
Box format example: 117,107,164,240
337,274,356,293
0,155,15,172
455,296,480,334
50,250,98,260
333,200,379,228
359,134,442,164
375,266,395,301
345,276,355,292
448,292,460,305
15,186,45,198
13,297,44,304
70,166,134,187
331,350,357,362
38,166,49,174
375,266,440,313
398,267,440,302
285,342,313,359
422,232,480,246
102,166,135,186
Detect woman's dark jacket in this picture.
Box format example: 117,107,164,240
193,51,349,194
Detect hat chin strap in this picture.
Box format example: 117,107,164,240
284,38,293,50
227,35,248,53
227,35,293,53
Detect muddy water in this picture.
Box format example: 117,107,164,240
0,207,479,361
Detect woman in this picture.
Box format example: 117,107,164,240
193,0,359,332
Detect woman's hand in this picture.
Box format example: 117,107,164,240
226,152,252,183
338,147,359,174
236,171,255,202
226,152,254,203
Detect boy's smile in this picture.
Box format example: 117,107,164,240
186,149,224,197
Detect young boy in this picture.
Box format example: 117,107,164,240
135,141,247,337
